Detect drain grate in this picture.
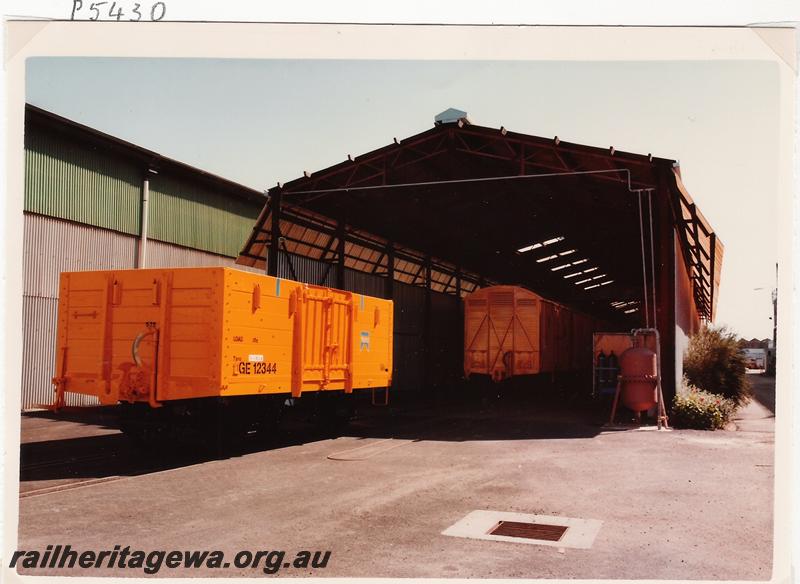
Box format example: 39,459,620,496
489,520,568,542
443,511,601,549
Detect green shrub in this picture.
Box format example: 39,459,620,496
671,386,736,430
683,326,751,405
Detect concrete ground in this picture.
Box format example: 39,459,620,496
15,377,775,579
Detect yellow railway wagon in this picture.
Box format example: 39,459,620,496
463,285,596,382
52,267,393,410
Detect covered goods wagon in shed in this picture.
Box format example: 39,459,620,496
463,285,598,382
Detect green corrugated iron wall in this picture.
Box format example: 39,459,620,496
24,121,262,258
148,175,260,257
25,124,142,235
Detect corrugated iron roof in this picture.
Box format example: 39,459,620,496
25,104,266,204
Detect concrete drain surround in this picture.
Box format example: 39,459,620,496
443,510,602,549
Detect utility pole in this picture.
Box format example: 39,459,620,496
769,263,777,376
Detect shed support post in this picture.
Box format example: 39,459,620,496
709,232,716,320
424,254,432,389
655,179,677,403
455,266,462,297
336,217,346,290
267,190,282,277
385,241,395,299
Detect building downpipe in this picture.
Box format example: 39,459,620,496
137,169,156,268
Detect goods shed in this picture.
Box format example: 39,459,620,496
238,110,723,402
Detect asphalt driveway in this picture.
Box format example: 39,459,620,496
14,377,776,579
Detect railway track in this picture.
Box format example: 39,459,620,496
19,448,158,498
19,450,206,499
20,475,126,498
22,451,119,472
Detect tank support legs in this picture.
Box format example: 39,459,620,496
608,380,621,425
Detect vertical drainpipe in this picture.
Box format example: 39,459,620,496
137,169,154,269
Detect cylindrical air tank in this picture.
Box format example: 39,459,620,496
596,350,608,385
619,346,657,413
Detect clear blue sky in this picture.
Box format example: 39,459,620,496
26,57,779,339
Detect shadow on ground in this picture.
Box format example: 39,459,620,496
748,373,775,415
20,381,629,486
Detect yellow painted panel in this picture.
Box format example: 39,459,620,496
53,267,393,407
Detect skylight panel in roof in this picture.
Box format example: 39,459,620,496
516,236,565,253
